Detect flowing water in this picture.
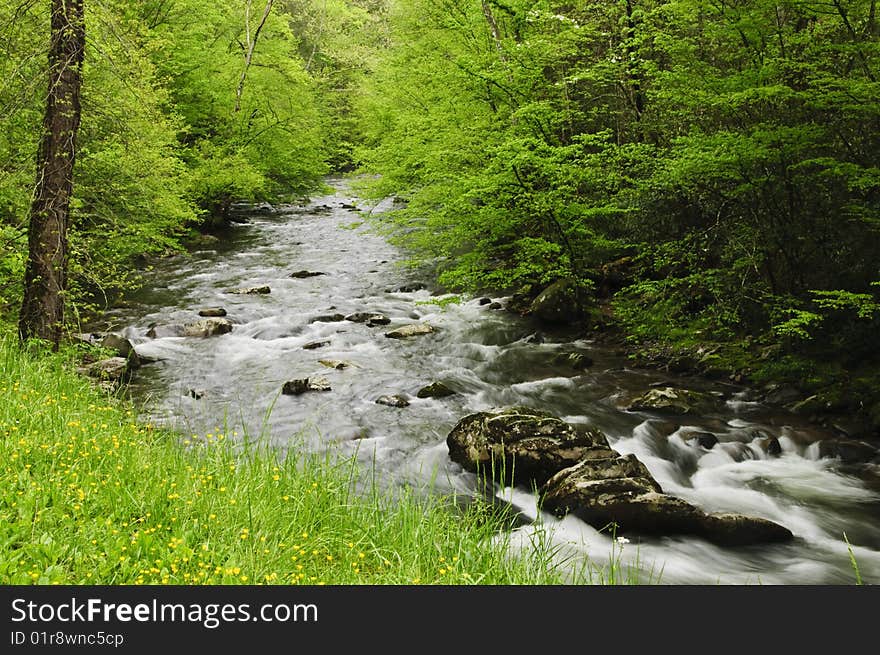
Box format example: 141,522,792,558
106,179,880,584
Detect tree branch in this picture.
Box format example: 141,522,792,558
235,0,274,112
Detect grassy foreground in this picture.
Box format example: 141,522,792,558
0,335,581,585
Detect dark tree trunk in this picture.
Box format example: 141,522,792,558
19,0,85,349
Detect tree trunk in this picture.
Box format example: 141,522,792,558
18,0,85,349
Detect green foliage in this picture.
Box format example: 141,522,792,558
355,0,880,399
137,0,328,205
1,0,376,320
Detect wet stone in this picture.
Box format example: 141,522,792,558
198,307,227,317
376,395,410,408
346,312,391,326
282,377,332,395
319,360,354,370
385,324,436,339
303,340,331,350
417,382,456,399
310,314,346,323
290,270,326,279
226,286,271,295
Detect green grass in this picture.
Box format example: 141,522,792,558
0,334,586,585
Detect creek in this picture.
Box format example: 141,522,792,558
106,179,880,584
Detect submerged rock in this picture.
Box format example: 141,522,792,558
183,318,234,338
385,324,436,339
226,286,271,295
282,376,332,395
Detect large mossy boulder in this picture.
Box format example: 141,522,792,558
540,457,793,546
446,407,793,546
529,278,593,325
446,407,615,486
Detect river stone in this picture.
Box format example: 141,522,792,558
92,333,141,369
346,312,391,326
417,382,456,399
198,307,227,317
79,357,131,384
385,324,436,339
73,332,104,346
319,359,354,370
226,286,271,295
816,438,878,465
303,340,331,350
183,318,234,338
700,513,795,546
540,462,793,546
98,333,131,357
310,313,346,323
551,352,595,370
186,234,220,249
529,278,593,325
389,282,426,293
246,201,277,215
290,270,325,279
376,395,410,408
645,420,681,439
282,376,332,395
626,387,717,416
681,431,719,450
757,436,783,457
146,323,185,339
446,407,613,486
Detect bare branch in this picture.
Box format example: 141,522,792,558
235,0,274,112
